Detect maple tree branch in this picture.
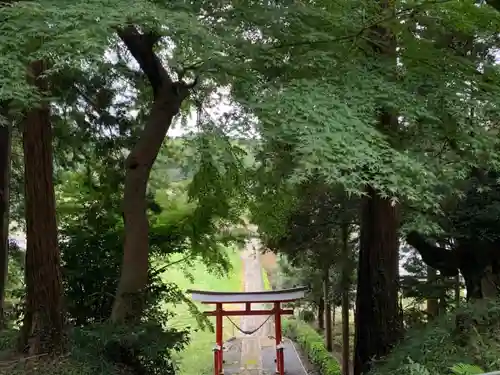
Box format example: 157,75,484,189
271,0,454,50
152,255,192,276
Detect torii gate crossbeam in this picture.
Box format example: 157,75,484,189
187,286,308,375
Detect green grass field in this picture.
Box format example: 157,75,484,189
163,246,243,375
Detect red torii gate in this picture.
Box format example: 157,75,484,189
187,286,308,375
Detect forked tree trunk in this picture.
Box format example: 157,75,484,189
0,106,11,327
111,26,195,323
354,187,402,375
324,268,333,351
20,60,64,354
111,93,181,323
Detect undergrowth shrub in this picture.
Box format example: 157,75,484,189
283,318,341,375
0,177,197,374
2,158,237,374
298,309,315,323
369,300,500,375
0,321,188,375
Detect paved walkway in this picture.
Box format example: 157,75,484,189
223,239,309,375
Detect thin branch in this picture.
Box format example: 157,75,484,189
153,255,192,275
270,0,454,50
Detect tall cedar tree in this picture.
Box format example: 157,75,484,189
354,2,403,374
111,27,196,323
19,60,64,354
341,222,351,375
0,104,11,326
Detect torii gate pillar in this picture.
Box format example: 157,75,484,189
187,287,308,375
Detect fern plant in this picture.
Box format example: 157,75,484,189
400,358,432,375
449,363,485,375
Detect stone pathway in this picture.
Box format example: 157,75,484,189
221,238,309,375
240,238,270,374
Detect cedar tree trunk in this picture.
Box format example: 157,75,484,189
20,60,65,354
0,106,11,327
341,222,350,375
354,187,402,375
354,2,402,372
111,26,195,323
341,291,350,375
318,297,325,331
324,267,333,352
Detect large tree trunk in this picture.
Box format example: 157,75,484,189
0,105,11,327
111,26,194,323
324,268,333,352
341,222,350,375
111,94,181,323
427,266,439,319
354,3,402,373
19,60,64,354
341,291,350,375
354,188,402,375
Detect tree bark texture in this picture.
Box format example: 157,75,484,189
341,291,350,375
341,222,350,375
20,60,64,354
317,297,325,331
111,95,180,322
354,187,402,375
324,268,333,352
353,2,403,373
0,105,11,327
111,26,194,323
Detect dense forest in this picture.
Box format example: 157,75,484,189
1,0,500,375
